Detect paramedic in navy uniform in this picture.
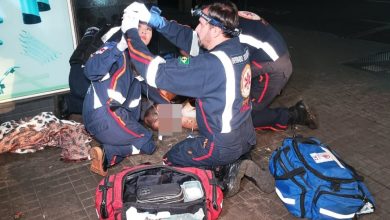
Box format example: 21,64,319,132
83,23,157,176
121,1,274,196
123,1,255,167
238,11,318,130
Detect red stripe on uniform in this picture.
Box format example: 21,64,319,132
275,123,288,129
255,126,285,131
192,142,215,161
257,73,269,103
252,60,263,69
130,53,150,65
107,54,142,138
258,75,263,83
109,54,126,89
110,156,117,166
107,105,142,137
198,99,213,134
127,39,153,61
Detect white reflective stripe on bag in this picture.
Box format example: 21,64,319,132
319,208,355,219
275,187,295,205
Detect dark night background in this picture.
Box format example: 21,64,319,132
71,0,390,55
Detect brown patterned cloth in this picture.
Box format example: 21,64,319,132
0,112,92,161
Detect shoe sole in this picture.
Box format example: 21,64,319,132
90,147,107,176
245,161,275,194
224,160,249,198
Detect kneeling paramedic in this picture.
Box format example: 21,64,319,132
83,24,156,176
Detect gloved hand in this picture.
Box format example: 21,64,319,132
116,36,128,51
148,6,166,29
121,11,139,33
123,2,151,23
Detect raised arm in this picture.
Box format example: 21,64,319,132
125,27,211,98
124,3,200,56
84,37,128,81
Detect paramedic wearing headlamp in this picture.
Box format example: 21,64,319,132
122,1,256,167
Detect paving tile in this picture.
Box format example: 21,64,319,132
370,168,390,188
0,208,14,220
82,176,100,189
71,209,89,219
0,187,8,197
81,197,95,209
74,184,89,194
85,205,98,219
22,207,43,219
78,190,94,201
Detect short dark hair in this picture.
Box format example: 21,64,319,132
206,1,238,37
143,104,158,130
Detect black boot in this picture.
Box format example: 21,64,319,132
221,160,246,198
243,160,274,194
288,100,319,129
222,159,275,197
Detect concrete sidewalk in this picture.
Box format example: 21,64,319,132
1,26,390,220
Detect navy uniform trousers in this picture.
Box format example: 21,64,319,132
251,52,293,131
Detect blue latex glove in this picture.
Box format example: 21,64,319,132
148,6,166,29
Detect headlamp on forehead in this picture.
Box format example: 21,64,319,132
191,7,241,37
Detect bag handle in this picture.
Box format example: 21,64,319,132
99,176,112,219
275,167,306,180
211,171,219,210
203,169,219,210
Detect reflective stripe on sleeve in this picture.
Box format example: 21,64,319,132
131,145,141,155
210,51,235,133
101,73,110,81
239,34,279,61
91,84,103,109
190,31,200,56
128,95,141,108
146,56,166,88
107,89,126,105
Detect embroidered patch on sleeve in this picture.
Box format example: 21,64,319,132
94,46,109,55
178,56,190,65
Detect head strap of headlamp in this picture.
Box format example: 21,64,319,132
191,7,241,37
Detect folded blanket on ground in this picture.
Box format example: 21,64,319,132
0,112,92,161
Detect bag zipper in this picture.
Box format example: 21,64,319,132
121,165,209,218
99,176,112,219
278,155,307,218
314,190,365,205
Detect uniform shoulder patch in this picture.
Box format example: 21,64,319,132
240,64,251,98
93,46,109,55
92,42,115,56
178,56,190,65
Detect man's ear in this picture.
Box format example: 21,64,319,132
211,26,223,38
